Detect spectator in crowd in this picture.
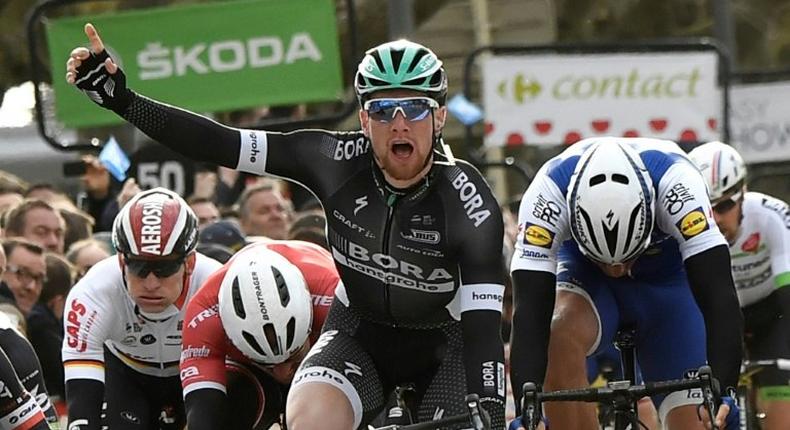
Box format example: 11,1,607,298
188,196,221,228
0,239,46,316
23,183,62,203
287,212,328,250
4,199,67,254
199,219,247,252
237,181,293,240
58,207,95,252
78,155,122,232
28,253,75,401
65,238,111,280
0,189,23,217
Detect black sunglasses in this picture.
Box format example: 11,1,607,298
125,258,184,278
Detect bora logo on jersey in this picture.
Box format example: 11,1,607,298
523,223,554,248
676,207,709,240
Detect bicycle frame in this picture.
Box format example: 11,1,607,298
368,394,489,430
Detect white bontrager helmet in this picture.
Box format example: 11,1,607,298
218,248,313,364
567,140,655,264
687,141,746,202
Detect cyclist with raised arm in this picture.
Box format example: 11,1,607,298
66,24,506,430
62,188,222,430
689,141,790,429
180,240,339,429
509,137,742,430
0,311,59,429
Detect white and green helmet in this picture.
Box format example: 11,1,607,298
355,39,448,105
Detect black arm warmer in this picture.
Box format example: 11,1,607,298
66,379,105,430
461,309,506,430
184,388,228,430
684,245,744,391
508,269,556,414
121,92,242,169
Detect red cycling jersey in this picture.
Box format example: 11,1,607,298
180,240,339,396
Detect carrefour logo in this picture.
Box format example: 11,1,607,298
497,67,703,104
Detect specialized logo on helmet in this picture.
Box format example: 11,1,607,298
523,223,554,248
676,207,709,240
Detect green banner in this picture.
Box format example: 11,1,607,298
47,0,343,128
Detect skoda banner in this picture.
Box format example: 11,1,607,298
47,0,343,128
730,80,790,163
482,51,722,146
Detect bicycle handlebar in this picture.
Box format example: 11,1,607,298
742,358,790,372
368,394,489,430
520,365,722,430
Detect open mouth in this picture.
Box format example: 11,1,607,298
391,141,414,159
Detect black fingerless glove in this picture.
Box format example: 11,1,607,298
73,50,132,115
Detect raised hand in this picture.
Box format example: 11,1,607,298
65,23,131,114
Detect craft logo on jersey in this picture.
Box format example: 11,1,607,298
523,223,554,248
676,207,709,239
741,232,761,253
139,199,166,254
662,183,694,215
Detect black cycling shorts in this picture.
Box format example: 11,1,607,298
743,292,790,389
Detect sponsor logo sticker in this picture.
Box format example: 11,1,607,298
523,223,554,248
676,207,709,239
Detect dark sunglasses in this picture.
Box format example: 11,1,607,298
363,97,439,123
125,257,184,278
712,190,743,214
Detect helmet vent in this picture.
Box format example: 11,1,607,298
589,174,606,187
624,204,641,253
405,51,425,74
612,174,629,184
402,77,427,87
368,77,390,87
286,317,296,350
263,323,282,356
371,51,385,73
390,49,405,74
231,278,246,319
579,208,602,255
242,330,266,357
271,267,291,307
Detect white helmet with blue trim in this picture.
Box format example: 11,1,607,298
567,139,655,264
687,141,746,202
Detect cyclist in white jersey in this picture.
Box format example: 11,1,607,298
62,188,221,430
689,141,790,429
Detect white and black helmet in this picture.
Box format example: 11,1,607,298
218,248,312,364
567,140,655,264
687,141,746,202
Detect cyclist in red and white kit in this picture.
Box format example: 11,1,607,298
62,188,221,430
180,240,339,430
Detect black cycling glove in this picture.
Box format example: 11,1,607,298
73,50,132,115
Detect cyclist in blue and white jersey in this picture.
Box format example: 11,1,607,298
510,137,742,429
689,141,790,430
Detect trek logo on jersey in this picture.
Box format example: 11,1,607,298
532,193,561,227
676,207,709,240
741,232,761,253
333,137,369,160
451,171,492,227
187,304,219,329
523,223,554,248
662,183,694,215
139,200,165,254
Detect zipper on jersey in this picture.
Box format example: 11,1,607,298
381,195,397,325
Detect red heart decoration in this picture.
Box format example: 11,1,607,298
707,118,717,131
484,122,494,136
741,233,760,253
564,131,582,145
623,129,640,137
506,133,525,146
534,121,552,135
591,119,610,133
649,119,668,132
679,129,697,142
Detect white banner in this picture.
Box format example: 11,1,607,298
730,80,790,163
482,52,722,146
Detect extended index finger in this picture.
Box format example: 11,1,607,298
84,23,105,53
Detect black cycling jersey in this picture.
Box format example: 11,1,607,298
0,320,58,429
115,91,507,428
